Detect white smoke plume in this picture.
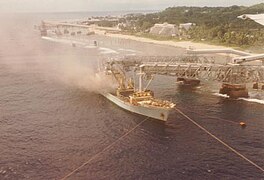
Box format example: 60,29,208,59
53,57,116,93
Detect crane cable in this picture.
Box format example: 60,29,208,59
174,107,264,173
60,117,149,180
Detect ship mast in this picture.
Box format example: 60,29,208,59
138,66,144,92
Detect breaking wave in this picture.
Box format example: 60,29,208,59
99,47,119,54
42,36,86,46
118,48,138,53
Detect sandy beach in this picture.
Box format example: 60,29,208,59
88,30,259,58
101,32,234,51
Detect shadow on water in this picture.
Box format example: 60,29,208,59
173,85,203,105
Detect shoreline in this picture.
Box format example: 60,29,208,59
105,33,228,50
98,31,259,56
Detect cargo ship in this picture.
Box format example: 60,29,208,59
101,89,175,121
100,62,175,121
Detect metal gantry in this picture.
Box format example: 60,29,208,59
105,56,264,84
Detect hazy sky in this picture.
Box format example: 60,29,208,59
0,0,263,12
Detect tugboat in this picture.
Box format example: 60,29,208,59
100,62,175,121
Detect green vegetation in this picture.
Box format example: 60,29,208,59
97,20,117,27
121,3,264,50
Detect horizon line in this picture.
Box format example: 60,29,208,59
0,3,262,14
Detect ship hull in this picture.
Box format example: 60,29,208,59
101,93,171,121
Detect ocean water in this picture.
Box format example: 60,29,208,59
0,13,263,180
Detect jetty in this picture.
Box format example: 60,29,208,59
39,20,264,98
103,54,264,98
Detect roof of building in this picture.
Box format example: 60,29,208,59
150,23,178,36
179,23,194,31
238,14,264,26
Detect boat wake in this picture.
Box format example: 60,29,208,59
238,98,264,105
239,91,264,105
213,93,229,98
213,92,264,105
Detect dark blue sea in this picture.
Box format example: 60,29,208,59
0,12,263,179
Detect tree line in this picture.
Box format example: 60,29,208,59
121,3,264,48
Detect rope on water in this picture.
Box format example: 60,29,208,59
60,117,149,180
179,104,246,127
174,107,264,173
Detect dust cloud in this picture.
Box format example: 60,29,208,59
53,58,116,93
0,13,116,94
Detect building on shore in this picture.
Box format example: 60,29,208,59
149,23,179,37
179,23,195,31
179,23,195,39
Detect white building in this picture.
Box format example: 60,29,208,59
149,23,179,37
179,23,195,31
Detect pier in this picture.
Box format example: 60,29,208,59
105,55,264,98
39,20,121,36
39,20,264,98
